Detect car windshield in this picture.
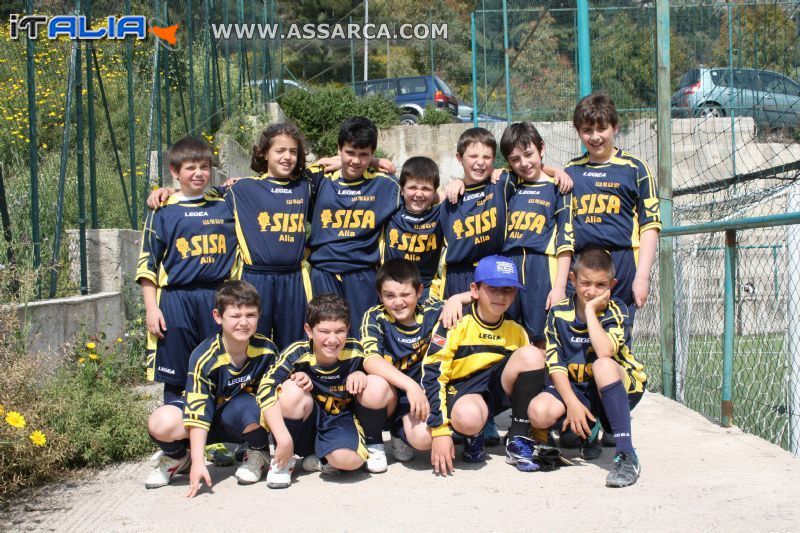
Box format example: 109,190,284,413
434,76,453,95
679,69,701,88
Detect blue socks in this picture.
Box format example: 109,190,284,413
599,380,634,455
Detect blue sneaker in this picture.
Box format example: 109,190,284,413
482,418,501,446
462,433,488,463
505,436,540,472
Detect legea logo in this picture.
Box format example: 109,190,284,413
9,14,179,46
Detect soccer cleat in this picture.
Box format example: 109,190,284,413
580,421,603,461
462,433,488,463
601,431,616,447
301,454,340,474
482,418,501,447
144,453,191,489
234,448,269,484
606,452,641,488
366,443,388,473
505,435,540,472
558,428,581,448
266,458,296,489
205,443,234,466
390,436,414,462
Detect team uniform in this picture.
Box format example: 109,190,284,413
381,204,443,301
225,174,313,349
421,302,529,437
543,295,646,431
306,165,402,334
360,298,444,436
182,332,278,444
503,174,574,342
564,148,661,319
136,194,238,393
257,339,374,461
439,176,514,298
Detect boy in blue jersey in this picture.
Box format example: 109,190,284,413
306,117,402,336
136,136,238,404
144,281,278,494
528,248,647,487
258,294,396,486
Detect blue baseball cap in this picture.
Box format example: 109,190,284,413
474,255,524,289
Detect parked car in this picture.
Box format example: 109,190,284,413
671,67,800,128
248,78,308,94
353,75,459,125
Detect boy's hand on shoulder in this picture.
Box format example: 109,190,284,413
146,187,175,210
444,179,465,204
490,168,505,184
316,156,341,172
187,462,212,498
439,297,464,329
632,276,650,308
221,177,242,187
290,371,313,392
406,383,430,423
563,400,595,440
552,168,573,194
585,289,610,315
346,371,368,395
431,435,455,476
145,307,167,339
375,158,396,175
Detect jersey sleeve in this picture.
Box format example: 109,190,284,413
304,164,327,196
256,346,300,411
135,209,166,285
601,300,630,355
421,321,459,437
359,309,387,362
500,171,517,201
554,191,575,255
544,309,568,377
183,351,217,430
635,158,661,234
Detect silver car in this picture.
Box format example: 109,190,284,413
671,67,800,128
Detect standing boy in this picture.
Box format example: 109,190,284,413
529,247,646,487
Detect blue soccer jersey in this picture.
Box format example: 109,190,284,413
503,174,574,257
544,295,646,394
382,204,443,284
307,165,401,273
564,148,661,252
136,194,238,287
224,174,312,268
183,332,278,430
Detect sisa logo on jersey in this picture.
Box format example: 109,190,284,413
573,193,621,224
452,207,497,244
567,362,593,382
257,212,305,242
506,211,547,239
320,209,375,236
175,234,227,263
388,229,438,262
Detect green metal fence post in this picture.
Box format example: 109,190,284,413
576,0,591,98
25,0,41,294
163,0,172,146
154,0,163,186
75,2,88,295
727,4,737,178
656,0,675,400
722,229,737,427
471,11,478,128
189,0,196,135
125,0,137,228
501,0,511,123
85,0,97,229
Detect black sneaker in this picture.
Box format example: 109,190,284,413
462,433,488,463
558,428,581,448
580,421,603,460
601,431,616,447
606,452,640,488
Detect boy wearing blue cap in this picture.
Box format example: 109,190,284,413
420,255,547,475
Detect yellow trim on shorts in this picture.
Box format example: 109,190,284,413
302,261,313,302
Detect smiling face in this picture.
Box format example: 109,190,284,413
214,304,259,345
172,159,211,197
402,177,437,214
305,319,349,366
505,142,544,182
470,282,517,323
338,142,374,180
457,141,494,186
577,121,618,164
266,133,299,179
379,279,423,326
570,267,617,311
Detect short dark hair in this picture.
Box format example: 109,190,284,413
168,136,213,171
338,116,378,151
571,246,616,278
251,122,307,179
573,92,619,130
500,122,544,160
456,127,496,157
376,259,422,293
215,280,261,314
306,294,350,328
399,156,439,190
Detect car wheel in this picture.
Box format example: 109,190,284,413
698,104,724,118
399,113,418,125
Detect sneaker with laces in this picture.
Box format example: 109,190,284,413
301,454,340,474
462,433,488,463
266,458,296,489
580,420,603,460
601,431,616,447
390,436,414,462
144,453,191,489
505,435,540,472
606,452,641,488
482,418,501,446
366,443,388,473
205,443,235,466
234,448,269,484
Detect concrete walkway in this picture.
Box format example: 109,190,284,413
3,393,799,532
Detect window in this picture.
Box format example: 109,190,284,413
363,80,396,98
398,77,427,95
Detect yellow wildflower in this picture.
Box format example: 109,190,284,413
86,341,96,350
5,411,26,428
116,337,123,343
89,353,98,360
29,430,47,447
78,357,86,364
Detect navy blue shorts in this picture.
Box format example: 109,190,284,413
543,378,644,433
505,249,555,342
242,265,310,350
314,409,369,461
172,393,263,445
442,262,475,298
147,285,220,387
568,248,638,324
446,357,511,421
310,266,379,337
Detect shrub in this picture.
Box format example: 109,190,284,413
419,105,454,126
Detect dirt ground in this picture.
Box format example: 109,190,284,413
3,393,799,532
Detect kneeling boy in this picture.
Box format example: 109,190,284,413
528,247,647,488
145,280,278,495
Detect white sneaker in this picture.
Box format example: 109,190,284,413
144,453,191,489
234,448,269,484
266,458,296,489
366,443,388,473
301,454,340,474
390,436,414,462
